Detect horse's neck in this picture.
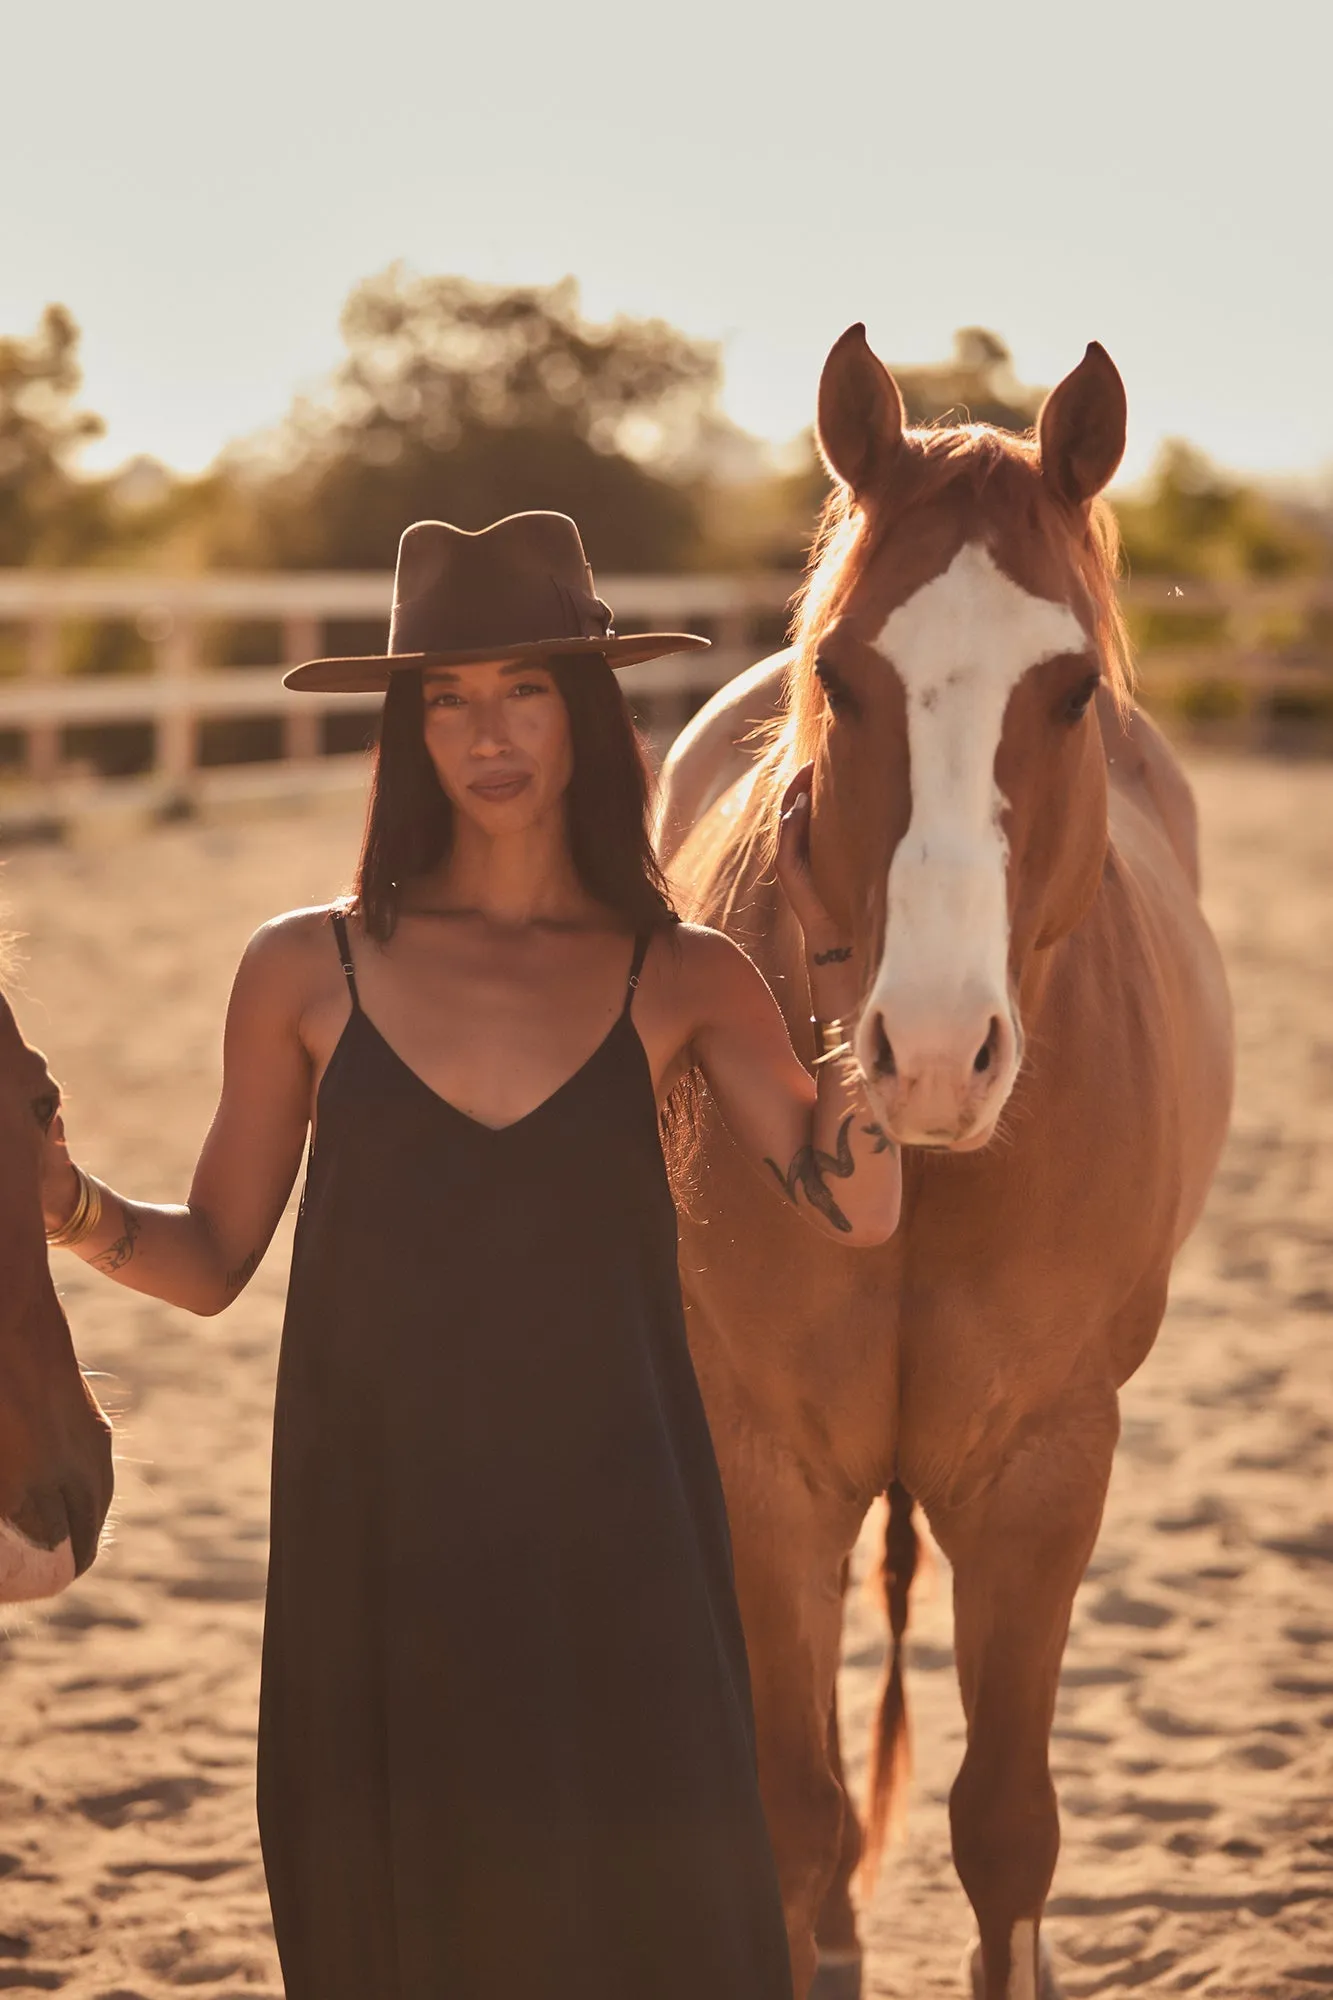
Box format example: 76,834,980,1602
689,823,810,1046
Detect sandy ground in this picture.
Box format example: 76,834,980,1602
0,751,1328,1999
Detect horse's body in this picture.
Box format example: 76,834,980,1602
659,331,1232,1999
0,990,112,1601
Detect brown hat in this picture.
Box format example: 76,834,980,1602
283,511,710,694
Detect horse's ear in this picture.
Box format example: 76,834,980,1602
1039,343,1127,506
817,324,906,495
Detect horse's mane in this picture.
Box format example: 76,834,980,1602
694,424,1132,928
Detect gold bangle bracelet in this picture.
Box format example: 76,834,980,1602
46,1164,103,1250
811,1015,853,1061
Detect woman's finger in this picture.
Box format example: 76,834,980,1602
779,761,815,818
776,790,810,863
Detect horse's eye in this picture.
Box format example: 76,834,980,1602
815,658,859,720
1063,672,1101,723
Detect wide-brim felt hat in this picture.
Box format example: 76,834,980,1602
283,511,710,694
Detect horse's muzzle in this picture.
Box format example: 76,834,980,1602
857,996,1020,1149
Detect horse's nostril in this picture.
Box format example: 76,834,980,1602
874,1019,896,1078
973,1018,1002,1075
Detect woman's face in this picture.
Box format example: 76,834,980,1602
422,659,574,833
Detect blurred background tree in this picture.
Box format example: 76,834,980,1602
0,305,107,564
713,328,1050,570
208,269,726,574
1115,440,1325,579
892,326,1046,432
1,293,1328,592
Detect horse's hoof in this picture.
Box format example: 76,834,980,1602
810,1948,863,2000
965,1933,1063,1999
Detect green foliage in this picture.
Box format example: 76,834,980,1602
1115,441,1326,581
893,327,1046,433
3,295,1330,609
213,269,723,573
0,305,106,564
719,329,1051,572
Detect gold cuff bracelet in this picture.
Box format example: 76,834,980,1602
811,1015,854,1065
46,1164,103,1250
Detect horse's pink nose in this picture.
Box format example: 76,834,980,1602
864,1003,1017,1144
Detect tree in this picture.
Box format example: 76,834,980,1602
1115,440,1325,580
891,327,1045,433
0,305,106,565
737,329,1050,572
217,270,725,573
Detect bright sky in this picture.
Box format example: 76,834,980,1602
5,0,1330,488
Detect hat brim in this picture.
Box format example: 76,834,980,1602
283,632,710,695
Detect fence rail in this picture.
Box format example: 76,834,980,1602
1,570,1329,831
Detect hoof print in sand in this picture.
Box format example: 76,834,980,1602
75,1776,218,1830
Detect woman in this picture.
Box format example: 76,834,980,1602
41,513,901,2000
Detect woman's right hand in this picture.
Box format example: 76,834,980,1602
39,1106,80,1235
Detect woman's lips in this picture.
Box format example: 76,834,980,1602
469,772,532,802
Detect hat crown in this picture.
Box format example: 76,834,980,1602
388,512,614,659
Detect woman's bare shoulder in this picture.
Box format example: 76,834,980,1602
650,922,769,1020
667,921,758,975
231,905,347,1016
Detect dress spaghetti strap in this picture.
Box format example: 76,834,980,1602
329,908,360,1010
622,931,651,1012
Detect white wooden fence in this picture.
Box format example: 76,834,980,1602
0,570,1329,832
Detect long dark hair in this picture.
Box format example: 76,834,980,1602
352,657,678,941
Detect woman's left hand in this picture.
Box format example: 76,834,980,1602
775,763,841,950
39,1105,80,1236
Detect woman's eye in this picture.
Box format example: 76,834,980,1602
815,659,858,719
427,691,464,709
1063,672,1102,723
511,680,549,698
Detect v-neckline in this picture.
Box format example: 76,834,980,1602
351,1006,636,1136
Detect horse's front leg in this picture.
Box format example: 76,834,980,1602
925,1382,1119,2000
811,1662,866,1999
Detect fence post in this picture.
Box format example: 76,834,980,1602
282,615,322,763
26,617,61,792
1227,596,1269,743
154,614,199,810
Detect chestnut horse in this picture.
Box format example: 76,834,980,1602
659,330,1233,1999
0,988,113,1600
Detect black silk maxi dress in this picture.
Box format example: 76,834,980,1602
257,911,794,2000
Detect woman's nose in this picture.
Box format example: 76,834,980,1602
469,706,512,753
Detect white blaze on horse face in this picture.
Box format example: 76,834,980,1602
859,543,1086,1143
0,1520,76,1602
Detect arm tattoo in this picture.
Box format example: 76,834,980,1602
92,1204,142,1276
765,1113,857,1234
861,1119,897,1155
811,944,853,966
224,1248,261,1294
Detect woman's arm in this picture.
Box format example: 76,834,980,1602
684,774,902,1248
38,918,319,1316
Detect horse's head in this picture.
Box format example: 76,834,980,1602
797,325,1128,1150
0,994,113,1600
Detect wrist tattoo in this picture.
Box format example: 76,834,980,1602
92,1204,142,1276
764,1113,857,1234
811,944,853,966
